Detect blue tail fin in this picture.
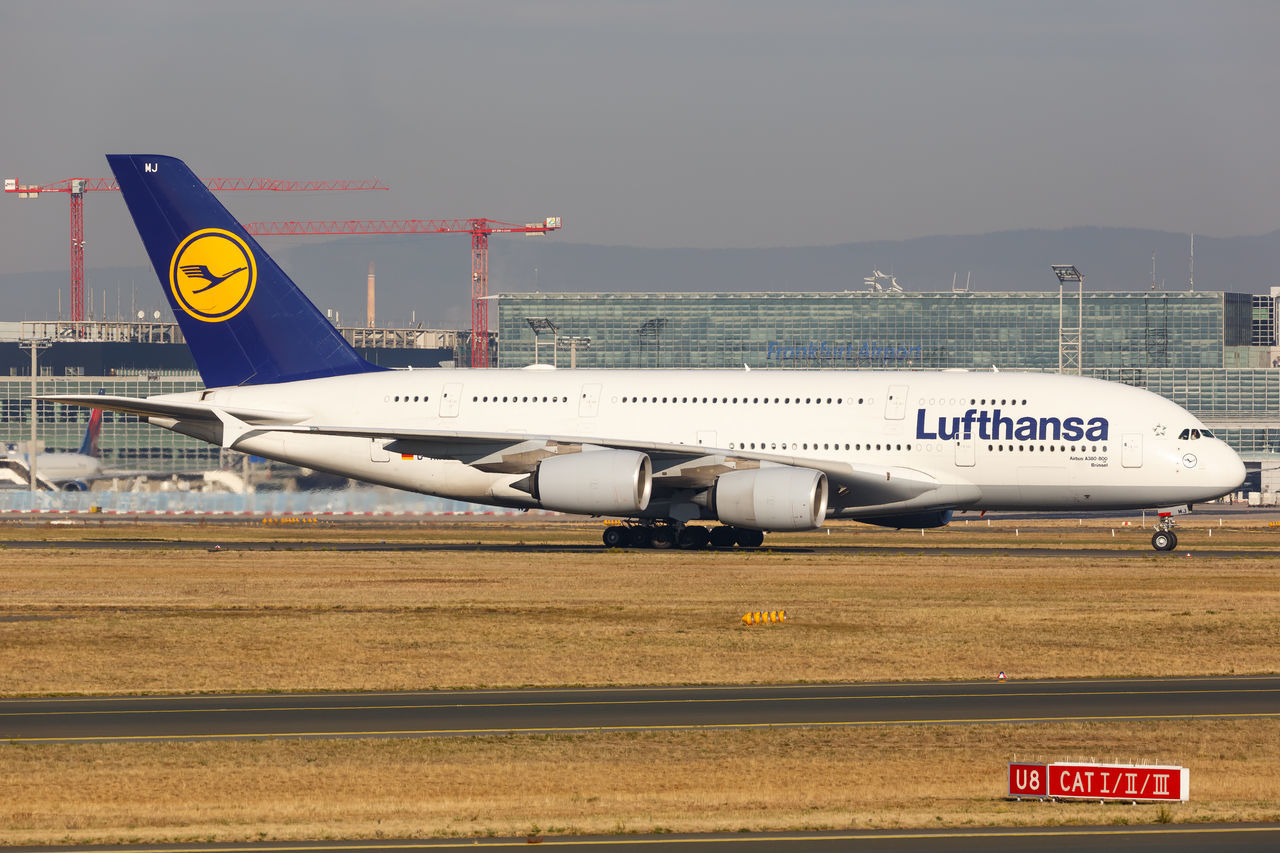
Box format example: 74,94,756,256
107,155,384,388
78,408,102,457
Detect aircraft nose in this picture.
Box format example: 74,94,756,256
1214,442,1247,494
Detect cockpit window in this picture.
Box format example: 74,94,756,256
1178,429,1189,440
1177,428,1205,440
1200,428,1214,438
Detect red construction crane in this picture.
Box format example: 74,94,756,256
244,217,564,368
3,174,388,323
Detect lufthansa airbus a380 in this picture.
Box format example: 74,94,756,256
44,155,1245,551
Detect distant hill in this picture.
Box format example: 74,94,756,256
4,227,1278,327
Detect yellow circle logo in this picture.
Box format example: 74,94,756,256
169,229,257,322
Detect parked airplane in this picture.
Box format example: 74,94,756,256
1,409,102,490
44,155,1244,550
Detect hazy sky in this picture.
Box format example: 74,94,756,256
2,0,1279,276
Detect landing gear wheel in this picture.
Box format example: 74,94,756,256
649,526,676,550
1151,530,1178,552
630,526,654,549
602,526,627,548
709,526,738,548
677,526,711,550
735,529,765,549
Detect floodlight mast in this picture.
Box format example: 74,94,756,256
558,335,591,369
1051,265,1084,375
525,317,559,366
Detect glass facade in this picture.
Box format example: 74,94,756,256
1253,293,1279,347
1,375,215,473
499,291,1279,460
498,292,1244,371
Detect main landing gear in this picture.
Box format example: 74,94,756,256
1151,515,1179,552
602,523,764,550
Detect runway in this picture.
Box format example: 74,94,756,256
6,825,1280,852
1,536,1275,560
4,676,1277,743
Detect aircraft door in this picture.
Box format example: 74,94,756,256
697,430,718,447
884,385,909,420
1122,432,1142,468
955,435,975,467
439,382,463,418
579,383,601,417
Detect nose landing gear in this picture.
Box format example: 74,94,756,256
1151,518,1178,552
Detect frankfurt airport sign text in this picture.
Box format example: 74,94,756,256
766,341,922,362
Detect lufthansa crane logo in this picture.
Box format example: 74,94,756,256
168,229,257,322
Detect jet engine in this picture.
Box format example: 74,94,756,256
710,466,828,531
531,449,653,516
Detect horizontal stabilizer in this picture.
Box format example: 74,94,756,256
39,394,308,426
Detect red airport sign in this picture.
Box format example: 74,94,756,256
1008,762,1048,797
1008,762,1188,802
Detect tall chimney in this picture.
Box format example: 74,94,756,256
366,261,375,328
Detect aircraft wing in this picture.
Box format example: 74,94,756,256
273,423,957,509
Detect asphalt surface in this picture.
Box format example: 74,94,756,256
2,536,1275,560
4,676,1277,743
6,825,1280,852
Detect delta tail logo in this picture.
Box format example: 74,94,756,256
168,229,257,322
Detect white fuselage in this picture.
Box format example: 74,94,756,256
158,367,1244,517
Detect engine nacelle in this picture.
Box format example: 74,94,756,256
531,449,652,516
711,466,828,531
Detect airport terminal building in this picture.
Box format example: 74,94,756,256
497,290,1280,468
0,320,458,476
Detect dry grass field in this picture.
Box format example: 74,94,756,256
0,518,1276,693
2,722,1279,844
0,516,1277,843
